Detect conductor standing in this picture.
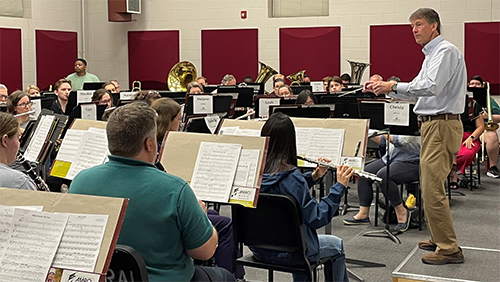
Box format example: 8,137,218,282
364,8,466,265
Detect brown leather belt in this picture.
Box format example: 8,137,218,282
419,114,460,123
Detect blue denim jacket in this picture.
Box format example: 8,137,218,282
257,168,346,262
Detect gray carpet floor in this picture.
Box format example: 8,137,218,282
220,170,500,282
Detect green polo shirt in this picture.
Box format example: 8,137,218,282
70,155,213,282
66,72,100,90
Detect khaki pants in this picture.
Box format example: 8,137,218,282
420,119,463,255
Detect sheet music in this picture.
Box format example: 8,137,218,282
219,126,239,135
204,115,220,134
24,115,55,162
0,206,44,254
56,129,85,162
190,142,242,202
52,213,108,272
0,209,68,282
31,99,42,119
235,128,261,137
66,130,108,180
233,149,260,187
307,128,345,166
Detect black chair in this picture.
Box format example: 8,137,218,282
107,244,149,282
232,193,333,282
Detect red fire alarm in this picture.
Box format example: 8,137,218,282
241,11,247,19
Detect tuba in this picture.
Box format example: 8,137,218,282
347,60,370,85
484,82,499,131
167,61,198,92
255,61,278,84
131,81,141,92
287,70,306,86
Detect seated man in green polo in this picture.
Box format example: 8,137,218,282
69,102,234,282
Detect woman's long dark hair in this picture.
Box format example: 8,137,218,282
261,112,297,174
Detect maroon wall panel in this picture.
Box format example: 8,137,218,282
279,27,340,81
36,30,77,91
280,27,340,82
0,28,22,92
202,29,258,84
370,24,424,82
465,22,500,95
128,30,180,90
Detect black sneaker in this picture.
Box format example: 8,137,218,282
486,166,500,178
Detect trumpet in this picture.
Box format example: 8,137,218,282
297,156,382,182
484,82,499,131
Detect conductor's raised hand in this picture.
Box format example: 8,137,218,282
336,165,355,187
363,81,376,93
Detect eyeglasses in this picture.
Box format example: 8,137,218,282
17,102,33,108
0,95,8,100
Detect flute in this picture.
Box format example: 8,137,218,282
297,156,382,182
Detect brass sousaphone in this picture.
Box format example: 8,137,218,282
167,61,198,92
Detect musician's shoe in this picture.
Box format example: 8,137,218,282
422,248,464,265
394,209,412,233
486,166,500,178
343,216,370,225
418,239,437,251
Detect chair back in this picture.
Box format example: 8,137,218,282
232,193,308,254
106,244,149,282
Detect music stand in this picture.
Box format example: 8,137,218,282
253,96,297,118
467,87,487,108
290,85,313,95
217,86,254,108
271,105,331,118
61,103,108,138
244,82,265,94
83,81,106,90
320,96,361,118
159,91,187,105
358,101,419,244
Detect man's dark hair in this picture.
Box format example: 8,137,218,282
340,73,351,82
469,75,483,85
76,58,88,66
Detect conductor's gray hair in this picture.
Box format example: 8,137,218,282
410,8,441,34
106,102,158,158
0,84,7,91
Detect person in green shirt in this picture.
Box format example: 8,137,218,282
69,102,234,282
66,58,100,90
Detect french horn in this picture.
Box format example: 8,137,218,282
167,61,198,92
287,70,306,86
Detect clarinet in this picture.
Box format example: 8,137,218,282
16,153,50,192
297,156,382,182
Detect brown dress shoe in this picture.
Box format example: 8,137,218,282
422,248,464,265
418,239,437,251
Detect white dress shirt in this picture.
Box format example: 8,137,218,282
392,35,467,116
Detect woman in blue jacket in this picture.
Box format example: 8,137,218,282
251,112,354,282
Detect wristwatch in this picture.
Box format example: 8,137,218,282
391,82,398,94
470,135,475,140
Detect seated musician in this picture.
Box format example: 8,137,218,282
340,73,351,85
132,90,161,105
251,112,353,282
0,84,8,104
0,112,37,191
51,79,72,115
296,89,317,105
322,76,332,92
221,74,236,86
449,94,484,187
277,84,294,98
469,75,500,178
187,82,204,94
110,80,121,92
152,97,245,279
197,76,208,86
91,88,113,108
343,135,420,233
26,85,41,97
271,78,286,96
102,81,117,93
328,76,344,93
7,90,33,131
69,102,234,282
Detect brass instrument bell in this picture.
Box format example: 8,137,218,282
131,81,141,92
287,70,306,86
484,82,499,131
255,61,278,84
347,60,370,85
167,61,198,92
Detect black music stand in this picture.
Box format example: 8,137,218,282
271,105,331,118
320,96,361,118
358,101,420,244
83,81,106,90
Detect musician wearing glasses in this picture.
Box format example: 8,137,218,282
7,90,33,131
0,84,8,103
468,75,500,178
0,112,37,191
364,8,466,265
51,79,72,115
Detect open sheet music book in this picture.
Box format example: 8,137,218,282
296,127,345,168
49,127,109,180
0,206,108,282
